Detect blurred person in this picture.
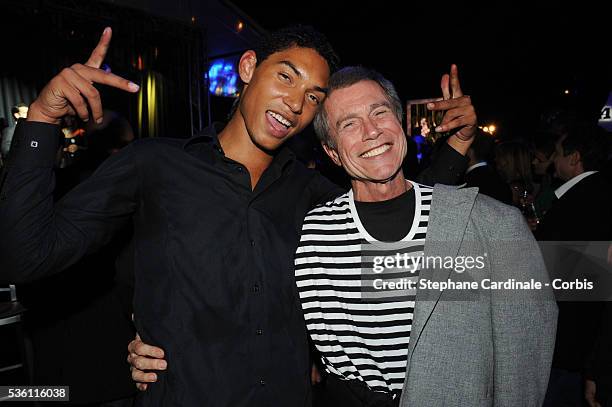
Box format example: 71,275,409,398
1,102,28,160
537,123,612,407
538,123,611,241
464,128,512,204
415,117,434,163
530,131,563,218
494,140,534,207
128,67,557,407
418,116,430,137
0,26,477,406
57,115,87,169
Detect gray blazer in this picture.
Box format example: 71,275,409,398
399,184,558,407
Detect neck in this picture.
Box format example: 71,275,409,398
218,111,274,188
352,170,411,202
567,167,586,181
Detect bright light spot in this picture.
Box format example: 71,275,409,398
208,60,238,97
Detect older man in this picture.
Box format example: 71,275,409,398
294,67,558,406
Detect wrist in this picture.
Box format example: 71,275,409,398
26,101,62,126
446,133,474,156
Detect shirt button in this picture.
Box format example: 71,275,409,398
256,329,263,335
260,379,266,386
236,166,243,172
250,240,255,247
253,284,260,293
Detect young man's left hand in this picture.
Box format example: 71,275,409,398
427,64,477,154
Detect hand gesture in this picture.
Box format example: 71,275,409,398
28,27,139,126
427,64,477,151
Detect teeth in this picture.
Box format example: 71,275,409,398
267,111,292,128
361,144,391,158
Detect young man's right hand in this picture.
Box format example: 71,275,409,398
27,27,139,126
127,334,167,391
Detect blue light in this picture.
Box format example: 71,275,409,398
207,59,238,97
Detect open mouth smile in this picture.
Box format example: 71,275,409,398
267,110,293,129
360,143,391,158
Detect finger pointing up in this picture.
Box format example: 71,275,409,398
450,64,463,98
86,27,112,69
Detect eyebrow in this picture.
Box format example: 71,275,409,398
335,113,359,130
371,102,391,111
335,102,392,129
279,60,328,94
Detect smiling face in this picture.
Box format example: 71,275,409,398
237,46,329,152
322,80,407,184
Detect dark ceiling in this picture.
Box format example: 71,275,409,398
230,2,611,137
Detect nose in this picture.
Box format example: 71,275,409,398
362,116,382,141
283,90,304,115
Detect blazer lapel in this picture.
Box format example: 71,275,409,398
406,184,479,365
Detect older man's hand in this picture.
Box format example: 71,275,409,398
127,333,167,391
427,64,477,155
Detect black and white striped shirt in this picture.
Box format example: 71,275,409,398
295,182,432,393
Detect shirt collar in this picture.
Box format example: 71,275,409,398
182,123,296,170
554,171,598,199
465,161,487,175
182,123,224,151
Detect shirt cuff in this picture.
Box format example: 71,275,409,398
7,121,63,168
437,142,468,178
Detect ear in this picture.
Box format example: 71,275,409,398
322,142,342,167
569,150,581,166
238,50,257,85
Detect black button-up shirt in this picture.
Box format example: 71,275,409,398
0,121,466,406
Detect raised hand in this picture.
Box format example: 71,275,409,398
28,27,139,126
427,64,477,150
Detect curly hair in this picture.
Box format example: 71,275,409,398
253,25,340,73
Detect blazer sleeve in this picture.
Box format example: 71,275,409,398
488,205,558,406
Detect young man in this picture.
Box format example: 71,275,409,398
132,67,558,406
1,27,476,406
